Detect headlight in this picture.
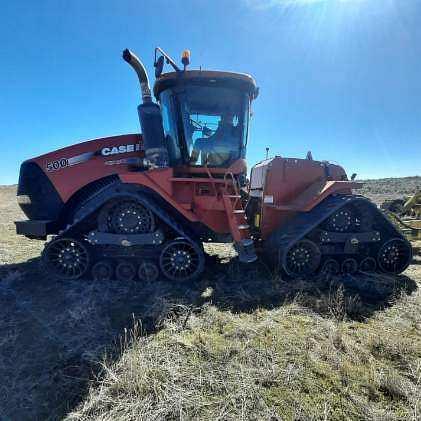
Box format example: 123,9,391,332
17,195,32,205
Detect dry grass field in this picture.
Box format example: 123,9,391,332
0,179,420,420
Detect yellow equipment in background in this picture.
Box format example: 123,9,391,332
382,190,421,240
402,191,421,218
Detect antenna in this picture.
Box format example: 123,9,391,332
154,47,180,73
265,147,269,159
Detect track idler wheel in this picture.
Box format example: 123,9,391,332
116,261,136,281
377,238,412,274
321,259,340,275
284,239,321,277
92,260,114,281
159,239,205,282
360,257,376,273
42,237,90,280
138,262,159,282
341,258,358,274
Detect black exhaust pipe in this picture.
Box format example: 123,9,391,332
123,49,168,168
122,49,152,103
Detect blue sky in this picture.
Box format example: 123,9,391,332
1,0,420,185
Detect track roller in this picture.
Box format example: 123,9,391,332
360,257,376,273
321,258,340,275
341,258,358,274
138,261,160,282
92,260,114,280
42,237,90,280
159,239,204,281
116,261,136,281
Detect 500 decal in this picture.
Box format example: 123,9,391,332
46,152,95,172
46,158,69,172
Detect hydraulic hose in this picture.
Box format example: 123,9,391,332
122,49,152,103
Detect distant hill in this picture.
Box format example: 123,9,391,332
358,176,421,205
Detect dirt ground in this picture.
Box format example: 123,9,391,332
0,180,420,420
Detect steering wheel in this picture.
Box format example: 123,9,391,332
189,118,204,131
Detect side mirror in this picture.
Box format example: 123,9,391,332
154,55,165,78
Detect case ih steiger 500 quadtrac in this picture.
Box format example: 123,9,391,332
15,48,412,282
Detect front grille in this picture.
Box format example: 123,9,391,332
17,161,63,220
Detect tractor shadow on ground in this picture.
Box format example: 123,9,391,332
0,255,417,421
199,256,418,320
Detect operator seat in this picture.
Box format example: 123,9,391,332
191,117,239,166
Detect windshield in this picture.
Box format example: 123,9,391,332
160,85,250,167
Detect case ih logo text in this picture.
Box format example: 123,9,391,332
45,144,141,172
101,143,141,156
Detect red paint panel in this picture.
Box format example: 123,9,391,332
31,133,143,202
255,156,359,239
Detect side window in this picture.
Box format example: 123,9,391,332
241,97,250,158
160,91,181,164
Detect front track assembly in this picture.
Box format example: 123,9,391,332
42,196,205,282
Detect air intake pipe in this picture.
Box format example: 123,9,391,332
122,49,168,168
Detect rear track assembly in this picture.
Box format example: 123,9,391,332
264,195,412,278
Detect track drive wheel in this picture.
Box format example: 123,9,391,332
284,239,321,278
42,237,90,280
377,239,412,274
325,207,354,233
159,239,205,282
99,199,155,234
325,201,375,233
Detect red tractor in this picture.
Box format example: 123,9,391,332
15,48,412,282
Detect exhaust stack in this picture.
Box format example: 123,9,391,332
122,49,152,103
123,49,168,168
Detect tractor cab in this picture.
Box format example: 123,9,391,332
122,48,258,172
154,70,258,168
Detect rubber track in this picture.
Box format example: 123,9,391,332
264,194,409,268
59,182,195,243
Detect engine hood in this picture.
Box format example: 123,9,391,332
22,133,143,203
